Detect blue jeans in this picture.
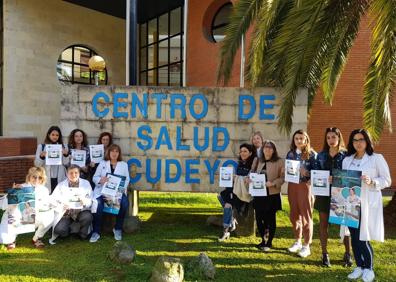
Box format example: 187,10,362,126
218,194,233,228
93,194,129,234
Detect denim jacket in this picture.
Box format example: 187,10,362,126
286,150,317,183
314,150,346,174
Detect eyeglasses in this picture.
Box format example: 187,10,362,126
352,138,366,143
31,175,43,180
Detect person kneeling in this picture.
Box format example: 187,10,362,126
50,165,93,244
90,144,130,243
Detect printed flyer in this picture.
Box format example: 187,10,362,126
7,187,35,234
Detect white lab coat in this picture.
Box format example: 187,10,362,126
0,184,54,244
34,144,69,193
92,160,130,199
49,178,92,242
342,153,391,242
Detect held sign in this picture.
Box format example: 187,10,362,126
60,86,307,192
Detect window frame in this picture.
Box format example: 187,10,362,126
57,45,108,85
211,2,233,43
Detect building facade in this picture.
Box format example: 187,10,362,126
0,0,394,187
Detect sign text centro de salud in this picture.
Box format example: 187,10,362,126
60,86,308,192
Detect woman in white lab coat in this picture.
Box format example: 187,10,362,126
0,167,54,250
90,144,130,243
343,129,391,282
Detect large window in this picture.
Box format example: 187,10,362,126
211,2,232,43
57,45,107,85
139,6,183,86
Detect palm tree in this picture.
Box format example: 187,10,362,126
217,0,396,141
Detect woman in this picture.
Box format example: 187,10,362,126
251,131,264,159
343,129,391,282
97,132,113,151
50,165,93,244
218,143,255,241
286,129,316,258
90,144,130,242
67,129,91,181
34,125,69,193
0,167,54,249
251,140,284,251
89,132,114,187
313,127,352,267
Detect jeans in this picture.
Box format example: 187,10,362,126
54,210,93,239
93,194,129,234
218,194,233,228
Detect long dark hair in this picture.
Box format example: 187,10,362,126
97,132,113,146
346,128,374,156
290,129,313,160
238,143,255,167
322,127,346,152
44,125,63,145
68,129,88,148
260,140,280,162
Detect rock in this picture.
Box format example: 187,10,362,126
206,215,223,227
109,241,136,264
123,216,141,234
149,256,184,282
233,202,255,236
185,252,216,280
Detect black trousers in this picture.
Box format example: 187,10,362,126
254,208,276,246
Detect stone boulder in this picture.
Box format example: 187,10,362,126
185,252,216,280
149,256,184,282
123,215,141,234
109,241,136,264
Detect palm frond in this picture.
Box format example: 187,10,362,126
217,0,265,84
363,0,396,140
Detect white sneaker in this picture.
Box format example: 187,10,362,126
263,246,271,252
89,232,101,243
113,228,122,241
288,241,302,253
297,245,311,258
347,267,363,280
362,269,375,282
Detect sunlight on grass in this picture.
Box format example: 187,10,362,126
0,192,395,282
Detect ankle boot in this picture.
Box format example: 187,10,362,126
218,229,230,242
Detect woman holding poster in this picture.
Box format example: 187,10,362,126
286,129,316,258
67,129,91,181
34,125,69,193
250,140,284,251
313,127,352,267
218,143,254,242
343,129,391,282
0,167,54,250
250,131,264,159
90,144,130,243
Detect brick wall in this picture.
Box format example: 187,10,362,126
0,137,37,193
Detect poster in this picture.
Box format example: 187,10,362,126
71,149,86,167
219,167,233,187
45,144,62,165
248,173,267,197
64,188,83,209
329,169,361,228
7,187,35,234
103,173,127,215
101,174,122,197
89,144,104,163
285,159,300,184
311,170,330,196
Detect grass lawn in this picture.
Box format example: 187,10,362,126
0,193,395,282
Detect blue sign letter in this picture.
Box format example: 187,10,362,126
259,95,275,120
131,93,148,118
212,127,230,151
127,158,142,183
170,94,186,119
204,159,220,184
185,159,200,184
137,125,153,151
165,159,182,183
155,126,173,150
189,94,208,120
92,92,110,118
151,93,167,118
113,92,129,118
238,95,256,120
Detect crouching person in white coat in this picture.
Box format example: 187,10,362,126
90,144,130,243
49,165,93,244
0,167,54,250
343,129,391,282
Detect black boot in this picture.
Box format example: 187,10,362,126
343,252,353,267
322,253,331,267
